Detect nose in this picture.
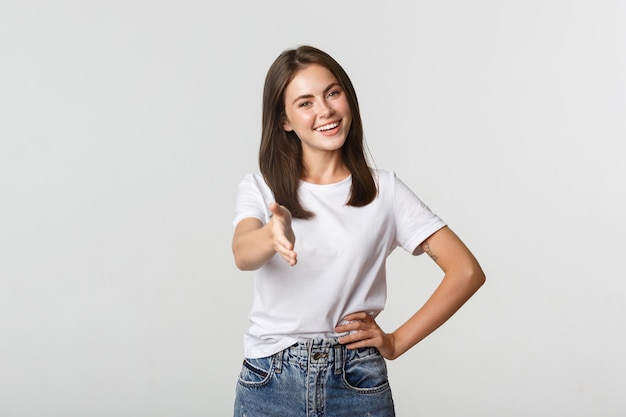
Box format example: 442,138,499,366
318,101,334,118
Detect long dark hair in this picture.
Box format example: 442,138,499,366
260,45,376,219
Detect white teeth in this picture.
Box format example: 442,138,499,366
316,122,339,132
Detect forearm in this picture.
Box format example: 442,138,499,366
390,267,485,359
232,223,275,271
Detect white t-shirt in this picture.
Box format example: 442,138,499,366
233,169,446,358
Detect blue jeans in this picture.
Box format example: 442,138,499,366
234,338,395,417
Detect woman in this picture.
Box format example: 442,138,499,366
232,45,485,417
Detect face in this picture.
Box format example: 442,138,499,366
282,64,352,156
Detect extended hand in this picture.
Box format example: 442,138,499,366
269,202,297,266
335,312,398,360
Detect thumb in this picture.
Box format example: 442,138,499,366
269,202,288,219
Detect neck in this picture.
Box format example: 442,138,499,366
301,152,349,185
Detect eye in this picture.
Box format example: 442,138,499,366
298,101,312,108
328,90,341,98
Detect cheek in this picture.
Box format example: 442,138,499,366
292,112,315,128
339,99,352,119
342,104,353,127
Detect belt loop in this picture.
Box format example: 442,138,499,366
274,349,283,374
334,345,343,375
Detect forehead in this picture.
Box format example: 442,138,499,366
284,64,339,97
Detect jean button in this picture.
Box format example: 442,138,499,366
313,352,321,360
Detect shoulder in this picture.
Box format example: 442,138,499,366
371,168,396,182
234,173,274,224
238,172,269,189
235,173,275,204
371,169,426,206
371,168,401,191
239,172,264,182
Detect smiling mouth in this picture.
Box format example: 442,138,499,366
315,121,339,132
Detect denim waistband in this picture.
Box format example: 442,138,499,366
274,338,380,375
274,338,343,375
287,338,342,351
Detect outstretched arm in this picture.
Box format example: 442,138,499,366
336,226,485,359
232,202,297,271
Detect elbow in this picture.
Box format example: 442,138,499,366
233,255,257,271
232,243,250,271
451,261,485,293
233,256,249,271
232,253,254,272
234,260,260,272
467,264,486,291
232,243,260,271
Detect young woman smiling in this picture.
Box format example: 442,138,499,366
231,45,485,417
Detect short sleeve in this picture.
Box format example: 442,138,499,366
392,173,447,255
233,173,274,228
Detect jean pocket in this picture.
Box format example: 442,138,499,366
238,356,274,387
342,348,390,393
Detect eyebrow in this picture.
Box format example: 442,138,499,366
291,82,341,105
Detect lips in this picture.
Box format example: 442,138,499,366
314,121,340,132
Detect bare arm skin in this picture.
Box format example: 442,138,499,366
232,202,297,270
335,226,486,360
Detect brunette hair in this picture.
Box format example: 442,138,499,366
260,45,376,219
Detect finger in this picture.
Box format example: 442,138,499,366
339,330,381,349
275,234,294,251
275,242,296,259
335,314,371,334
338,329,371,343
274,243,297,266
340,311,372,323
269,203,283,221
269,202,290,219
280,252,297,266
335,319,372,335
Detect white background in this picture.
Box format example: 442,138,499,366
1,1,625,416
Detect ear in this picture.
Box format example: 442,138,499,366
282,117,293,132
